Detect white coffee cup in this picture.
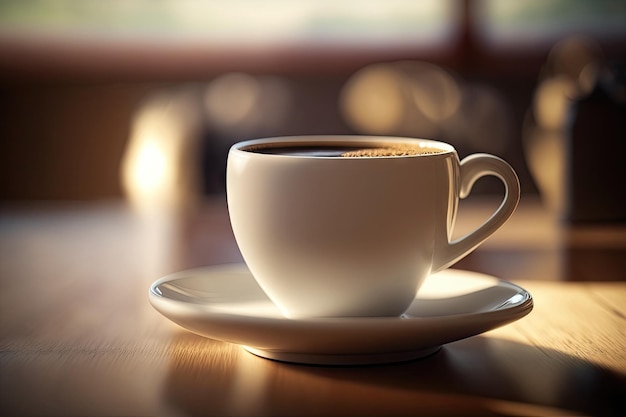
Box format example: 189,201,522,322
227,136,520,318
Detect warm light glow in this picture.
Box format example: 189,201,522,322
524,128,566,214
533,76,576,130
204,73,261,128
131,140,168,194
402,61,461,122
488,300,626,376
340,63,407,134
120,89,204,209
396,76,514,154
203,73,292,135
341,60,513,146
418,270,499,299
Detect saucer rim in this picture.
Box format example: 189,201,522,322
149,264,533,323
149,264,533,364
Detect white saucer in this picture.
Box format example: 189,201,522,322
149,264,533,365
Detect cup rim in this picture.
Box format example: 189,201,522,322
230,135,455,159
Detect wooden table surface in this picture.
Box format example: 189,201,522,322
1,196,625,417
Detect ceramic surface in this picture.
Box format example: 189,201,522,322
149,264,533,365
227,136,521,318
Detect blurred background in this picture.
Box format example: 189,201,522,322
0,0,625,221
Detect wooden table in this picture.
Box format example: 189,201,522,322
1,196,625,417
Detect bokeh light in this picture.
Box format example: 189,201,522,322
203,73,292,136
121,88,204,209
341,60,511,155
339,63,407,135
204,73,262,130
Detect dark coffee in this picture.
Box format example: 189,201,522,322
243,143,445,157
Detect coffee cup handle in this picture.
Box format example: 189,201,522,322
432,153,521,272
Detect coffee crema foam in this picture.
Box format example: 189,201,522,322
340,146,442,157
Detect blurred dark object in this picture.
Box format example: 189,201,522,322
567,63,626,223
523,36,626,222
